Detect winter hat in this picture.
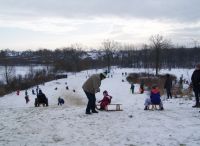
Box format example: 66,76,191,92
101,72,107,78
39,89,42,94
152,84,158,89
103,90,108,94
196,64,200,70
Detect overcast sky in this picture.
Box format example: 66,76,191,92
0,0,200,50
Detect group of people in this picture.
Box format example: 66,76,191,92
163,63,200,109
23,87,65,106
82,63,200,114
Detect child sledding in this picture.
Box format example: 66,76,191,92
144,84,164,110
96,90,122,111
98,90,112,110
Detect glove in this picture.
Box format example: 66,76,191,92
96,88,100,93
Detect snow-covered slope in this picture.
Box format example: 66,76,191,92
0,68,200,146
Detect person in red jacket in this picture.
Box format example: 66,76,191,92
98,90,112,110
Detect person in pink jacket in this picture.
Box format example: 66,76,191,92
98,90,112,110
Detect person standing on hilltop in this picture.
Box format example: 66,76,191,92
164,74,173,99
191,64,200,108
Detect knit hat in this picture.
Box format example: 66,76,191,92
152,84,158,89
103,90,108,94
101,72,107,78
196,64,200,70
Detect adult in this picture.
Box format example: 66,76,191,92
164,74,173,99
36,89,48,106
82,72,107,114
140,81,144,94
191,64,200,108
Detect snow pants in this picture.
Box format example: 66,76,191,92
166,88,172,99
84,91,96,113
193,87,200,105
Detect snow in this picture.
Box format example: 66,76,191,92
0,68,200,146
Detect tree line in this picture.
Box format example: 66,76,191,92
0,35,200,75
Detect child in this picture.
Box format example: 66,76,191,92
144,85,164,110
130,83,135,94
58,97,65,106
98,90,112,110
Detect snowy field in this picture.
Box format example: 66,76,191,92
0,68,200,146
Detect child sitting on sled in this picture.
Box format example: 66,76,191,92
98,90,112,110
144,84,164,110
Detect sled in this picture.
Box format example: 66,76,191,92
96,104,123,111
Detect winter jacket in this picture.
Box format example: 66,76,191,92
150,89,161,105
191,69,200,89
164,77,172,90
37,92,47,100
130,84,135,89
58,98,64,105
99,95,112,109
82,74,101,94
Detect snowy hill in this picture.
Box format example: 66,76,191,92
0,68,200,146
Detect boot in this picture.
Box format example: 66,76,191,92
192,104,200,108
192,103,200,108
144,106,148,110
160,107,164,110
92,110,99,113
85,111,91,114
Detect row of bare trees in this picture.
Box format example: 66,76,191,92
0,35,200,84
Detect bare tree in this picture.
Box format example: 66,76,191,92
4,65,15,85
102,40,118,72
149,34,171,76
0,50,15,85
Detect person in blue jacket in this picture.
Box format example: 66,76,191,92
144,84,164,110
130,83,135,94
58,97,65,106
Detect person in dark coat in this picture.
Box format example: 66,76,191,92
98,90,112,110
191,64,200,108
24,90,29,104
164,74,173,99
140,81,144,94
82,72,107,114
130,83,135,94
58,97,65,106
32,89,35,95
37,89,48,106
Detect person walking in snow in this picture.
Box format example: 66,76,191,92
58,97,65,106
32,89,35,95
82,72,107,114
24,90,29,104
144,84,164,110
140,81,144,94
164,74,173,99
98,90,112,110
130,83,135,94
191,64,200,108
36,85,39,95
